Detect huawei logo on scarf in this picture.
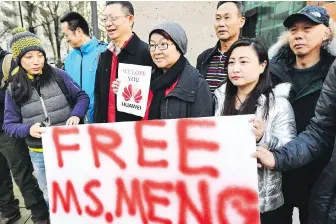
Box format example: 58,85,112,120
122,84,143,103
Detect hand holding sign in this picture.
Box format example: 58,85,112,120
111,78,120,95
117,63,152,117
252,146,276,168
42,116,260,224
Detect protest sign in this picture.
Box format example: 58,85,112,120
116,63,152,117
42,116,260,224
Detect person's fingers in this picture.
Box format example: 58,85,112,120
252,127,259,134
74,119,79,125
257,163,262,168
251,152,257,158
248,116,256,123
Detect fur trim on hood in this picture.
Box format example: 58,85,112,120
269,18,336,60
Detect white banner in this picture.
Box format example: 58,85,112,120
42,116,260,224
117,63,152,117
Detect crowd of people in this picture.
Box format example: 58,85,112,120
0,1,335,224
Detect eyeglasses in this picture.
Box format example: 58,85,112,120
101,15,129,23
149,42,174,52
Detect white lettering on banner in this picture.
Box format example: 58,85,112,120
42,115,260,224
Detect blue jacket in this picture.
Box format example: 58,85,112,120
64,36,107,123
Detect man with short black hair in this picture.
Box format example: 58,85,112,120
94,1,153,123
61,12,107,123
196,1,245,93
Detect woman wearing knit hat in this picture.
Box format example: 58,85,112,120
112,21,213,119
3,28,89,211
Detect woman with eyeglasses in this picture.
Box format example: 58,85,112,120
3,28,89,207
112,21,212,119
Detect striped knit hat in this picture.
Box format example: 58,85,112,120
10,27,46,64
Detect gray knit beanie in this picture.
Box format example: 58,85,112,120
149,21,188,55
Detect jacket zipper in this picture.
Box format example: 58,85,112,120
35,88,50,126
292,76,322,102
80,50,83,88
165,98,169,118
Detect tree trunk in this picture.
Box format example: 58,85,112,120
54,17,62,68
41,23,56,62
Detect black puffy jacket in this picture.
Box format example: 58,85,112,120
273,59,336,223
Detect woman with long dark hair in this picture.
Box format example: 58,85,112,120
214,38,296,223
3,28,89,209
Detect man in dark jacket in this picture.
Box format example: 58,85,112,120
267,5,335,224
196,1,245,93
0,48,49,224
254,56,336,224
94,1,153,123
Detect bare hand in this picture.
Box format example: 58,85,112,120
111,78,120,94
29,123,45,138
251,146,276,168
66,116,80,126
249,115,265,142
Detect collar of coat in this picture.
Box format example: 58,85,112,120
106,32,141,56
164,61,200,103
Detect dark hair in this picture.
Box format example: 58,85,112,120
222,38,273,119
149,30,183,54
217,1,244,17
106,1,134,16
149,30,173,42
10,63,56,104
60,12,90,36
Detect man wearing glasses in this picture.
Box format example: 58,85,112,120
94,1,153,123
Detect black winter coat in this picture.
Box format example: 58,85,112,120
196,41,221,78
94,33,153,123
270,54,335,206
158,61,213,119
273,59,336,223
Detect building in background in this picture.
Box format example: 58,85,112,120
0,2,20,50
0,1,107,66
4,1,335,66
307,1,336,19
243,1,336,47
